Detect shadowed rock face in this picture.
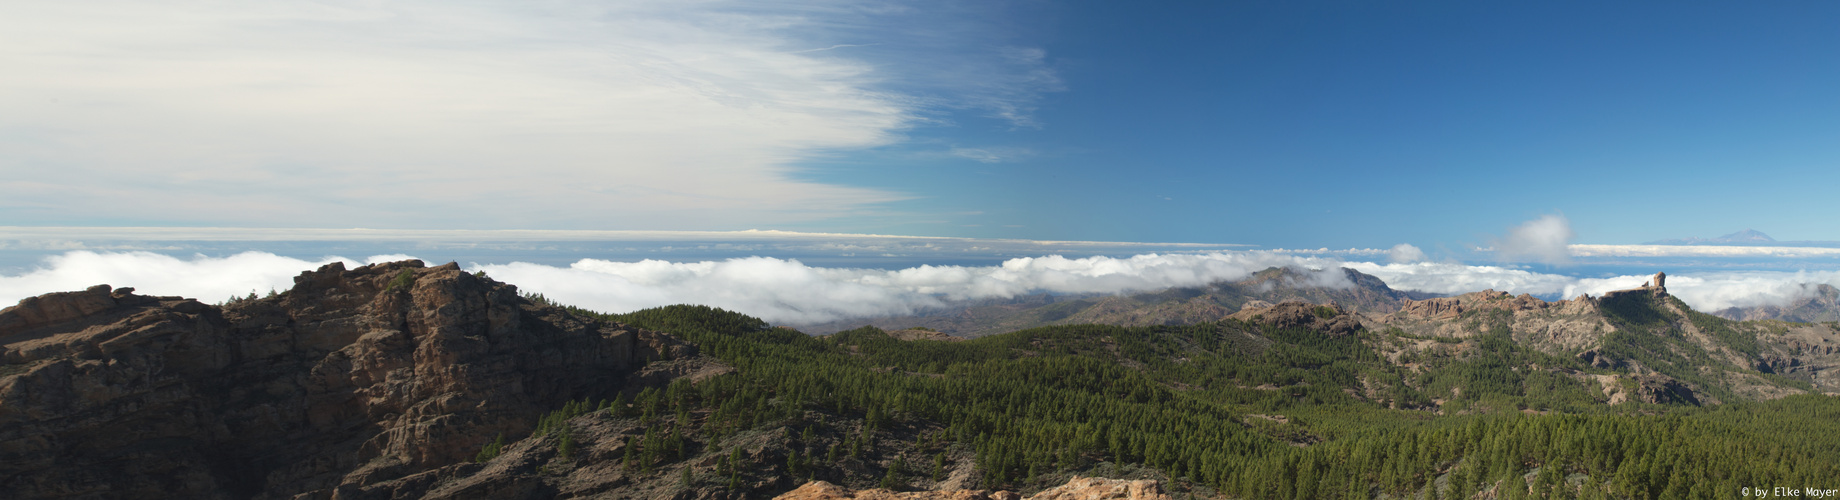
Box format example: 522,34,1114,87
0,260,689,499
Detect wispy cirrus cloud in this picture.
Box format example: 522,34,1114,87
0,1,1061,230
948,146,1037,163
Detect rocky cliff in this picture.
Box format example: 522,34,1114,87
0,260,696,499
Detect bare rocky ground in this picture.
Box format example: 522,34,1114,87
772,476,1170,500
1357,283,1840,409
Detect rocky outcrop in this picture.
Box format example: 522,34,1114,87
1576,349,1619,369
1029,476,1170,500
774,476,1169,500
774,480,1018,500
888,328,962,342
1634,375,1707,405
1395,290,1585,322
1602,272,1669,300
1399,296,1465,320
0,260,693,499
1227,301,1362,337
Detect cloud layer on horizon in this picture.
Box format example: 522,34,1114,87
2,250,1353,324
7,250,1840,325
479,252,1353,323
1346,262,1840,312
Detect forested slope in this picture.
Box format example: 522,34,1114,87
485,296,1840,499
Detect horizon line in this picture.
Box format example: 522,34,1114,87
0,226,1255,248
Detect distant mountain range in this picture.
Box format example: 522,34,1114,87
789,267,1443,337
1715,283,1840,323
1646,229,1778,245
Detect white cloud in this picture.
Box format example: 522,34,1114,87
2,250,1342,325
0,251,360,304
1387,243,1427,264
485,252,1351,323
12,249,1840,326
1348,261,1840,312
0,1,1057,229
1492,214,1575,265
1651,271,1840,311
1568,244,1840,258
1344,261,1578,296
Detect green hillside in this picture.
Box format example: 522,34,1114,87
498,298,1840,499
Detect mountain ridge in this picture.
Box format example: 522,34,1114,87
1645,228,1777,245
3,261,1839,499
790,267,1438,337
0,260,702,498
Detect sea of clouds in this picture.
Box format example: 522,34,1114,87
4,249,1840,324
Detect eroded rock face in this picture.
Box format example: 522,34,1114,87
0,260,689,499
1227,301,1362,337
773,476,1168,500
1399,297,1465,320
1029,476,1170,500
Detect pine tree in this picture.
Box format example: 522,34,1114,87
474,433,506,463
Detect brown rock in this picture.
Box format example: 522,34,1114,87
1634,375,1707,405
1227,301,1361,337
772,476,1167,500
0,260,695,499
1399,296,1465,320
1028,476,1169,500
773,480,1005,500
0,284,118,341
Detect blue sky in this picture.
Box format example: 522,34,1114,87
9,1,1840,321
8,1,1839,252
810,1,1840,248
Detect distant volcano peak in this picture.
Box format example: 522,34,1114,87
1646,229,1776,245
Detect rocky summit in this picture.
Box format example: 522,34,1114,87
0,260,703,499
